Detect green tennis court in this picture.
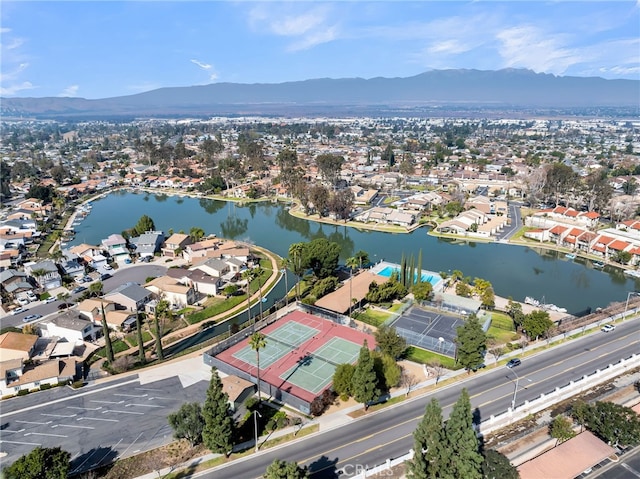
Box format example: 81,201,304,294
232,320,319,368
279,338,361,394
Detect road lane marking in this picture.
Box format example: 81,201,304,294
102,409,144,415
125,403,164,408
53,424,95,430
0,439,41,446
78,417,118,422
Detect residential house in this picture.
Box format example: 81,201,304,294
0,357,77,397
183,238,219,263
101,233,131,264
0,332,38,361
0,269,33,298
191,258,230,278
162,233,192,258
24,260,62,290
104,282,153,311
77,298,117,324
70,244,108,270
59,253,85,280
40,312,96,343
144,275,197,308
130,230,165,259
166,267,224,296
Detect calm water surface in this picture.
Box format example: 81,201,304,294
70,191,638,315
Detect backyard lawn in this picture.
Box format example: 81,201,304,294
405,346,460,369
487,312,520,344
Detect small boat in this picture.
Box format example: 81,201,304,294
565,253,576,260
593,261,604,269
624,269,640,278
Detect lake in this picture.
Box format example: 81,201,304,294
69,190,639,315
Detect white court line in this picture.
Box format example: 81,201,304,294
0,439,41,446
102,409,144,415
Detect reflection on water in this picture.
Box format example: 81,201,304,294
72,192,638,314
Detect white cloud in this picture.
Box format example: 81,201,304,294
428,40,473,55
209,72,218,82
0,27,10,34
190,59,212,70
58,85,79,97
6,38,24,50
248,4,340,51
0,81,35,96
496,25,582,75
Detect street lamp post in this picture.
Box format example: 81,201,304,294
624,291,640,318
509,367,520,410
253,410,262,453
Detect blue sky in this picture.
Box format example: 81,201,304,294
1,1,638,99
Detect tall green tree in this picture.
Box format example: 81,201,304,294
202,368,234,455
168,402,204,446
346,256,359,315
550,415,576,446
303,238,340,279
332,363,355,398
351,340,379,410
132,214,155,236
407,398,448,479
136,311,145,365
444,388,483,479
154,299,171,361
456,315,487,371
264,459,309,479
521,310,553,340
480,450,519,479
574,401,640,448
189,226,205,242
374,324,407,359
288,242,305,299
250,332,267,404
101,302,114,363
3,446,70,479
354,250,369,269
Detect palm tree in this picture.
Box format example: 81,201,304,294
249,332,267,404
189,226,205,243
288,243,304,300
242,267,258,327
154,299,171,361
354,250,369,270
345,256,359,316
101,302,114,363
136,311,145,365
279,258,290,306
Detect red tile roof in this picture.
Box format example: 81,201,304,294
608,240,630,251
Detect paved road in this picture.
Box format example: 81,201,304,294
496,202,522,241
204,320,639,479
1,318,637,476
0,264,167,329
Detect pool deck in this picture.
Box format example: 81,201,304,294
371,261,445,292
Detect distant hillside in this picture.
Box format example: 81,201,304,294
2,69,638,119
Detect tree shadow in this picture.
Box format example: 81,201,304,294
69,445,118,477
307,455,339,478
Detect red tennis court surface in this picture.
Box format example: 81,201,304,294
214,310,376,404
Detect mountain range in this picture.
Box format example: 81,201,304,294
2,69,638,119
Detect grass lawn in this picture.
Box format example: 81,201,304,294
125,330,153,347
354,307,393,327
95,339,130,358
405,346,459,369
487,312,520,344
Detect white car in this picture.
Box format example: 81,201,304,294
103,264,113,270
601,324,615,332
16,297,29,306
44,297,57,304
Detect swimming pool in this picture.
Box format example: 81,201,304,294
376,266,441,286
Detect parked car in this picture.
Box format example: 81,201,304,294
471,363,486,372
103,264,113,270
601,324,615,332
82,276,92,283
506,358,521,368
44,297,57,304
16,297,30,306
23,314,42,323
26,292,38,301
11,307,27,315
58,303,73,310
100,273,112,281
71,286,87,294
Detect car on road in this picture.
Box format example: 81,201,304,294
23,314,42,323
506,358,521,368
601,324,615,332
71,286,87,294
100,273,112,281
471,363,486,372
43,297,57,304
58,302,73,310
11,307,27,315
